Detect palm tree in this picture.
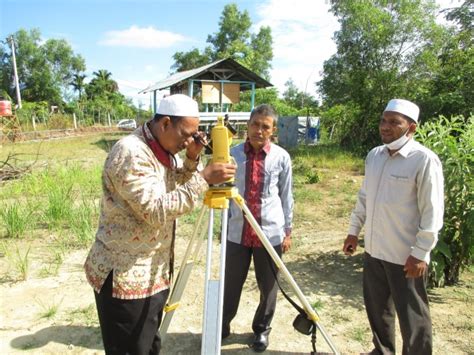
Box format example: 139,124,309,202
92,69,119,93
70,73,86,99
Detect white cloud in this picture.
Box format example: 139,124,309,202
99,25,188,48
254,0,339,98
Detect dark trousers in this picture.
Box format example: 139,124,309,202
363,253,432,355
223,241,282,335
94,272,170,355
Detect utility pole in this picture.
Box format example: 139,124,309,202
8,36,22,109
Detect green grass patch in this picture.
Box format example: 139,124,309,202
0,202,32,238
66,304,99,326
289,143,364,173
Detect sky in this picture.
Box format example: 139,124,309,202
0,0,463,108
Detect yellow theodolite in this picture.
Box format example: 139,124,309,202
203,116,238,209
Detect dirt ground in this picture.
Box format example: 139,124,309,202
1,218,472,355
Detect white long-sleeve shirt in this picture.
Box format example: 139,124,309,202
348,139,444,265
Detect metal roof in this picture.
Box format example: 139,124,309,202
139,58,273,94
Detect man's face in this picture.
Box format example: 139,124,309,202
247,113,275,151
160,116,199,154
379,111,414,144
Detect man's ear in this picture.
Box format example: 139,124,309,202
160,116,171,131
408,123,417,134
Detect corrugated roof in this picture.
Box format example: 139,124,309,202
139,58,272,94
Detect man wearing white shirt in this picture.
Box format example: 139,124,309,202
343,99,444,355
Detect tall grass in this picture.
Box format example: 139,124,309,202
1,204,29,238
13,245,31,281
70,198,99,247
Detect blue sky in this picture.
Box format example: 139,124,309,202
1,0,462,107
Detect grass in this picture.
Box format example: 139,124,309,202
0,202,32,238
66,304,99,326
13,245,31,281
0,131,127,163
36,297,62,320
312,299,324,311
289,143,364,173
350,325,370,344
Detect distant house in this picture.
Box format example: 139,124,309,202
139,58,273,123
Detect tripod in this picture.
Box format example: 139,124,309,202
159,184,340,354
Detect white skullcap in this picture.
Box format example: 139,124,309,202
384,99,419,122
157,94,199,118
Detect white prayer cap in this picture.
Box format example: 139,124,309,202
384,99,419,122
157,94,199,118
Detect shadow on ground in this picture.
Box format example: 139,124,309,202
162,332,312,354
281,249,365,311
92,133,126,152
10,325,102,351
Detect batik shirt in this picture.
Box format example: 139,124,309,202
84,124,208,299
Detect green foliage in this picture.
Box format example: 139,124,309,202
69,198,98,248
171,3,273,79
13,245,31,281
421,1,474,120
233,88,310,116
1,28,85,106
282,79,319,115
319,103,362,150
289,143,364,172
0,202,32,238
172,48,210,72
319,0,446,151
1,28,139,127
417,115,474,286
47,113,73,129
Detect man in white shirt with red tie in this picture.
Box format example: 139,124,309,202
343,99,444,355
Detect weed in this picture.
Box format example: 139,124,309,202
351,326,369,343
13,245,31,281
0,203,31,238
66,304,99,326
312,299,324,311
39,245,64,277
36,297,62,320
44,183,74,229
69,198,98,248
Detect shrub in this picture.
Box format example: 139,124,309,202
416,115,474,286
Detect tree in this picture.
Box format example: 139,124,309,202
318,0,446,152
283,79,319,114
421,1,474,119
171,48,211,73
85,69,119,100
171,3,273,79
70,73,86,100
0,28,86,106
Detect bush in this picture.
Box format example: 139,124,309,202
416,115,474,286
48,113,73,129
